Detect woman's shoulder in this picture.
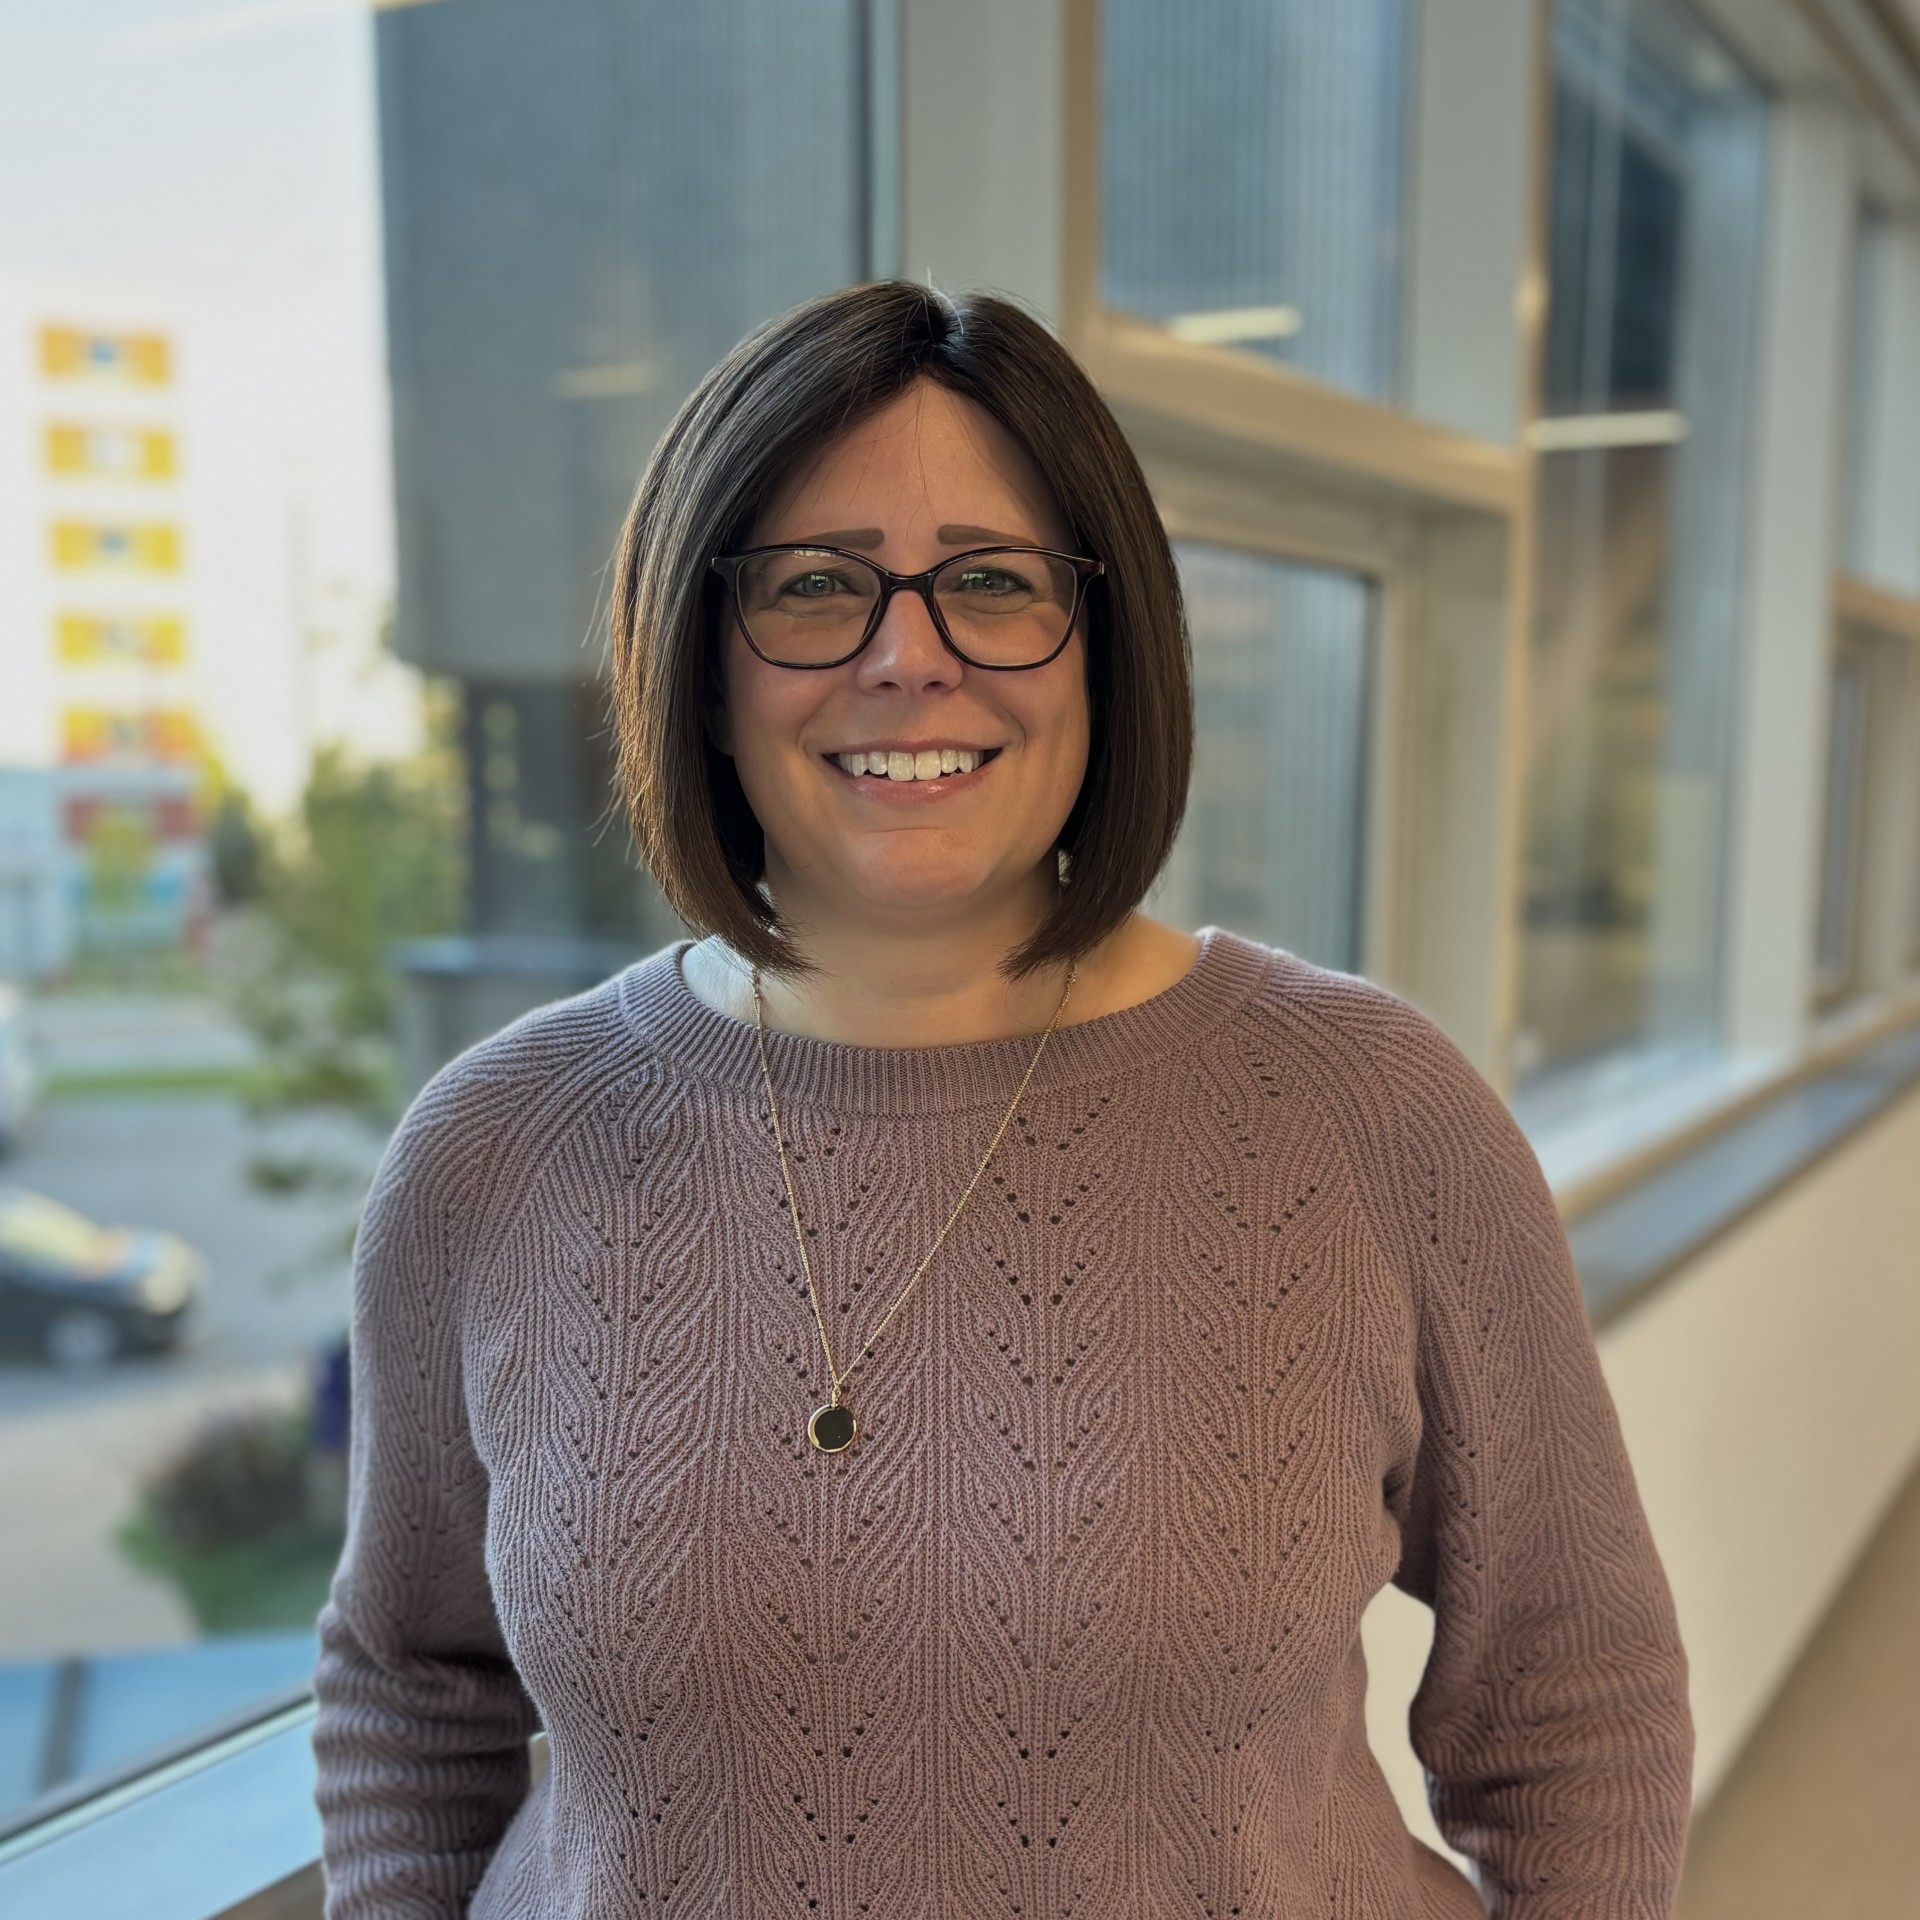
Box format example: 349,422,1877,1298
1221,931,1476,1078
1220,932,1561,1290
1217,931,1529,1182
361,954,667,1250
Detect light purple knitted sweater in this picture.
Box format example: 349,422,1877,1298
312,929,1693,1918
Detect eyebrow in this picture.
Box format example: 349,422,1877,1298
939,523,1039,547
790,524,1042,551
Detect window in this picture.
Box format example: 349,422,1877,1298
1911,752,1920,971
1838,205,1892,585
1515,0,1767,1088
382,0,872,957
1099,0,1414,403
1815,639,1871,1004
0,0,873,1834
1813,618,1920,1011
1151,545,1374,973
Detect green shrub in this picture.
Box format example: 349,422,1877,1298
143,1407,310,1553
120,1404,346,1632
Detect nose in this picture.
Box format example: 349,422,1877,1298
854,580,963,695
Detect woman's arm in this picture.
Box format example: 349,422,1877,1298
1308,983,1695,1916
311,1063,541,1919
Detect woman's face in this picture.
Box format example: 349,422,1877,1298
712,379,1091,940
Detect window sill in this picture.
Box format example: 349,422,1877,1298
1517,1041,1795,1204
0,1693,320,1920
1518,990,1920,1330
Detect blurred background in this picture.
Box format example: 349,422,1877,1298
0,1,1916,1915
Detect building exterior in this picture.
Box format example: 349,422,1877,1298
0,290,213,977
372,0,873,1062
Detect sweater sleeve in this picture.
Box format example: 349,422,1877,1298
1339,992,1695,1916
311,1062,542,1919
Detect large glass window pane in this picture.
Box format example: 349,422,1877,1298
1151,545,1372,971
382,0,866,687
1100,0,1412,402
1515,0,1766,1091
0,0,867,1829
381,0,868,974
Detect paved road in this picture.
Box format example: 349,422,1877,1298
0,1091,385,1660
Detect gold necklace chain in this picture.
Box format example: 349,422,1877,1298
750,958,1078,1455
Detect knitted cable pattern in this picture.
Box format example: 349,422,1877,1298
312,929,1692,1919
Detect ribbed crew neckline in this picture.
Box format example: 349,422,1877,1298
615,925,1275,1115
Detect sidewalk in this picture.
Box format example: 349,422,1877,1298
24,991,260,1083
0,1366,303,1663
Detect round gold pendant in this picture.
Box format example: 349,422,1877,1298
807,1402,856,1453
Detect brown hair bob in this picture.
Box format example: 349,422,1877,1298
607,279,1192,978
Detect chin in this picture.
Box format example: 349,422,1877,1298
849,871,994,916
841,849,1033,918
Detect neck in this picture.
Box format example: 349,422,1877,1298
685,902,1204,1049
734,878,1072,1048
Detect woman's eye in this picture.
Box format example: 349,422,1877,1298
779,571,848,598
953,567,1026,595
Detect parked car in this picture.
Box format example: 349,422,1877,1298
0,1186,205,1366
0,985,40,1157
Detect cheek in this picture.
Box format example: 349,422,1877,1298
717,643,811,781
1035,654,1092,780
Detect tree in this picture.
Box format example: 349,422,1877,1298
230,678,467,1120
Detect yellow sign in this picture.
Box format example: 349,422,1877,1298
40,326,170,385
50,520,182,572
62,707,202,765
45,424,177,480
56,614,187,665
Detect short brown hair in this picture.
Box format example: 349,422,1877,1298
607,280,1191,977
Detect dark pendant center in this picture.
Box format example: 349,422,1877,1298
808,1402,856,1453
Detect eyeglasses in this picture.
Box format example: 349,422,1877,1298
709,544,1105,671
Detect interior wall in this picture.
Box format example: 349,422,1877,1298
1361,1079,1920,1856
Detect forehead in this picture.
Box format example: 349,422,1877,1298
751,380,1068,546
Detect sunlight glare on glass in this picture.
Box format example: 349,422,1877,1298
1165,305,1304,347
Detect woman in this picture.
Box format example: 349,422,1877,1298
313,282,1693,1918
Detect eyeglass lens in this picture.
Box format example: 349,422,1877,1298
731,548,1079,667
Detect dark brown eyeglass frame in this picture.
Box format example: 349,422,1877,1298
709,543,1106,671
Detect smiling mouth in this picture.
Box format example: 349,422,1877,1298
827,747,1002,783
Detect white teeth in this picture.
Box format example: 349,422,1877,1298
834,748,990,780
